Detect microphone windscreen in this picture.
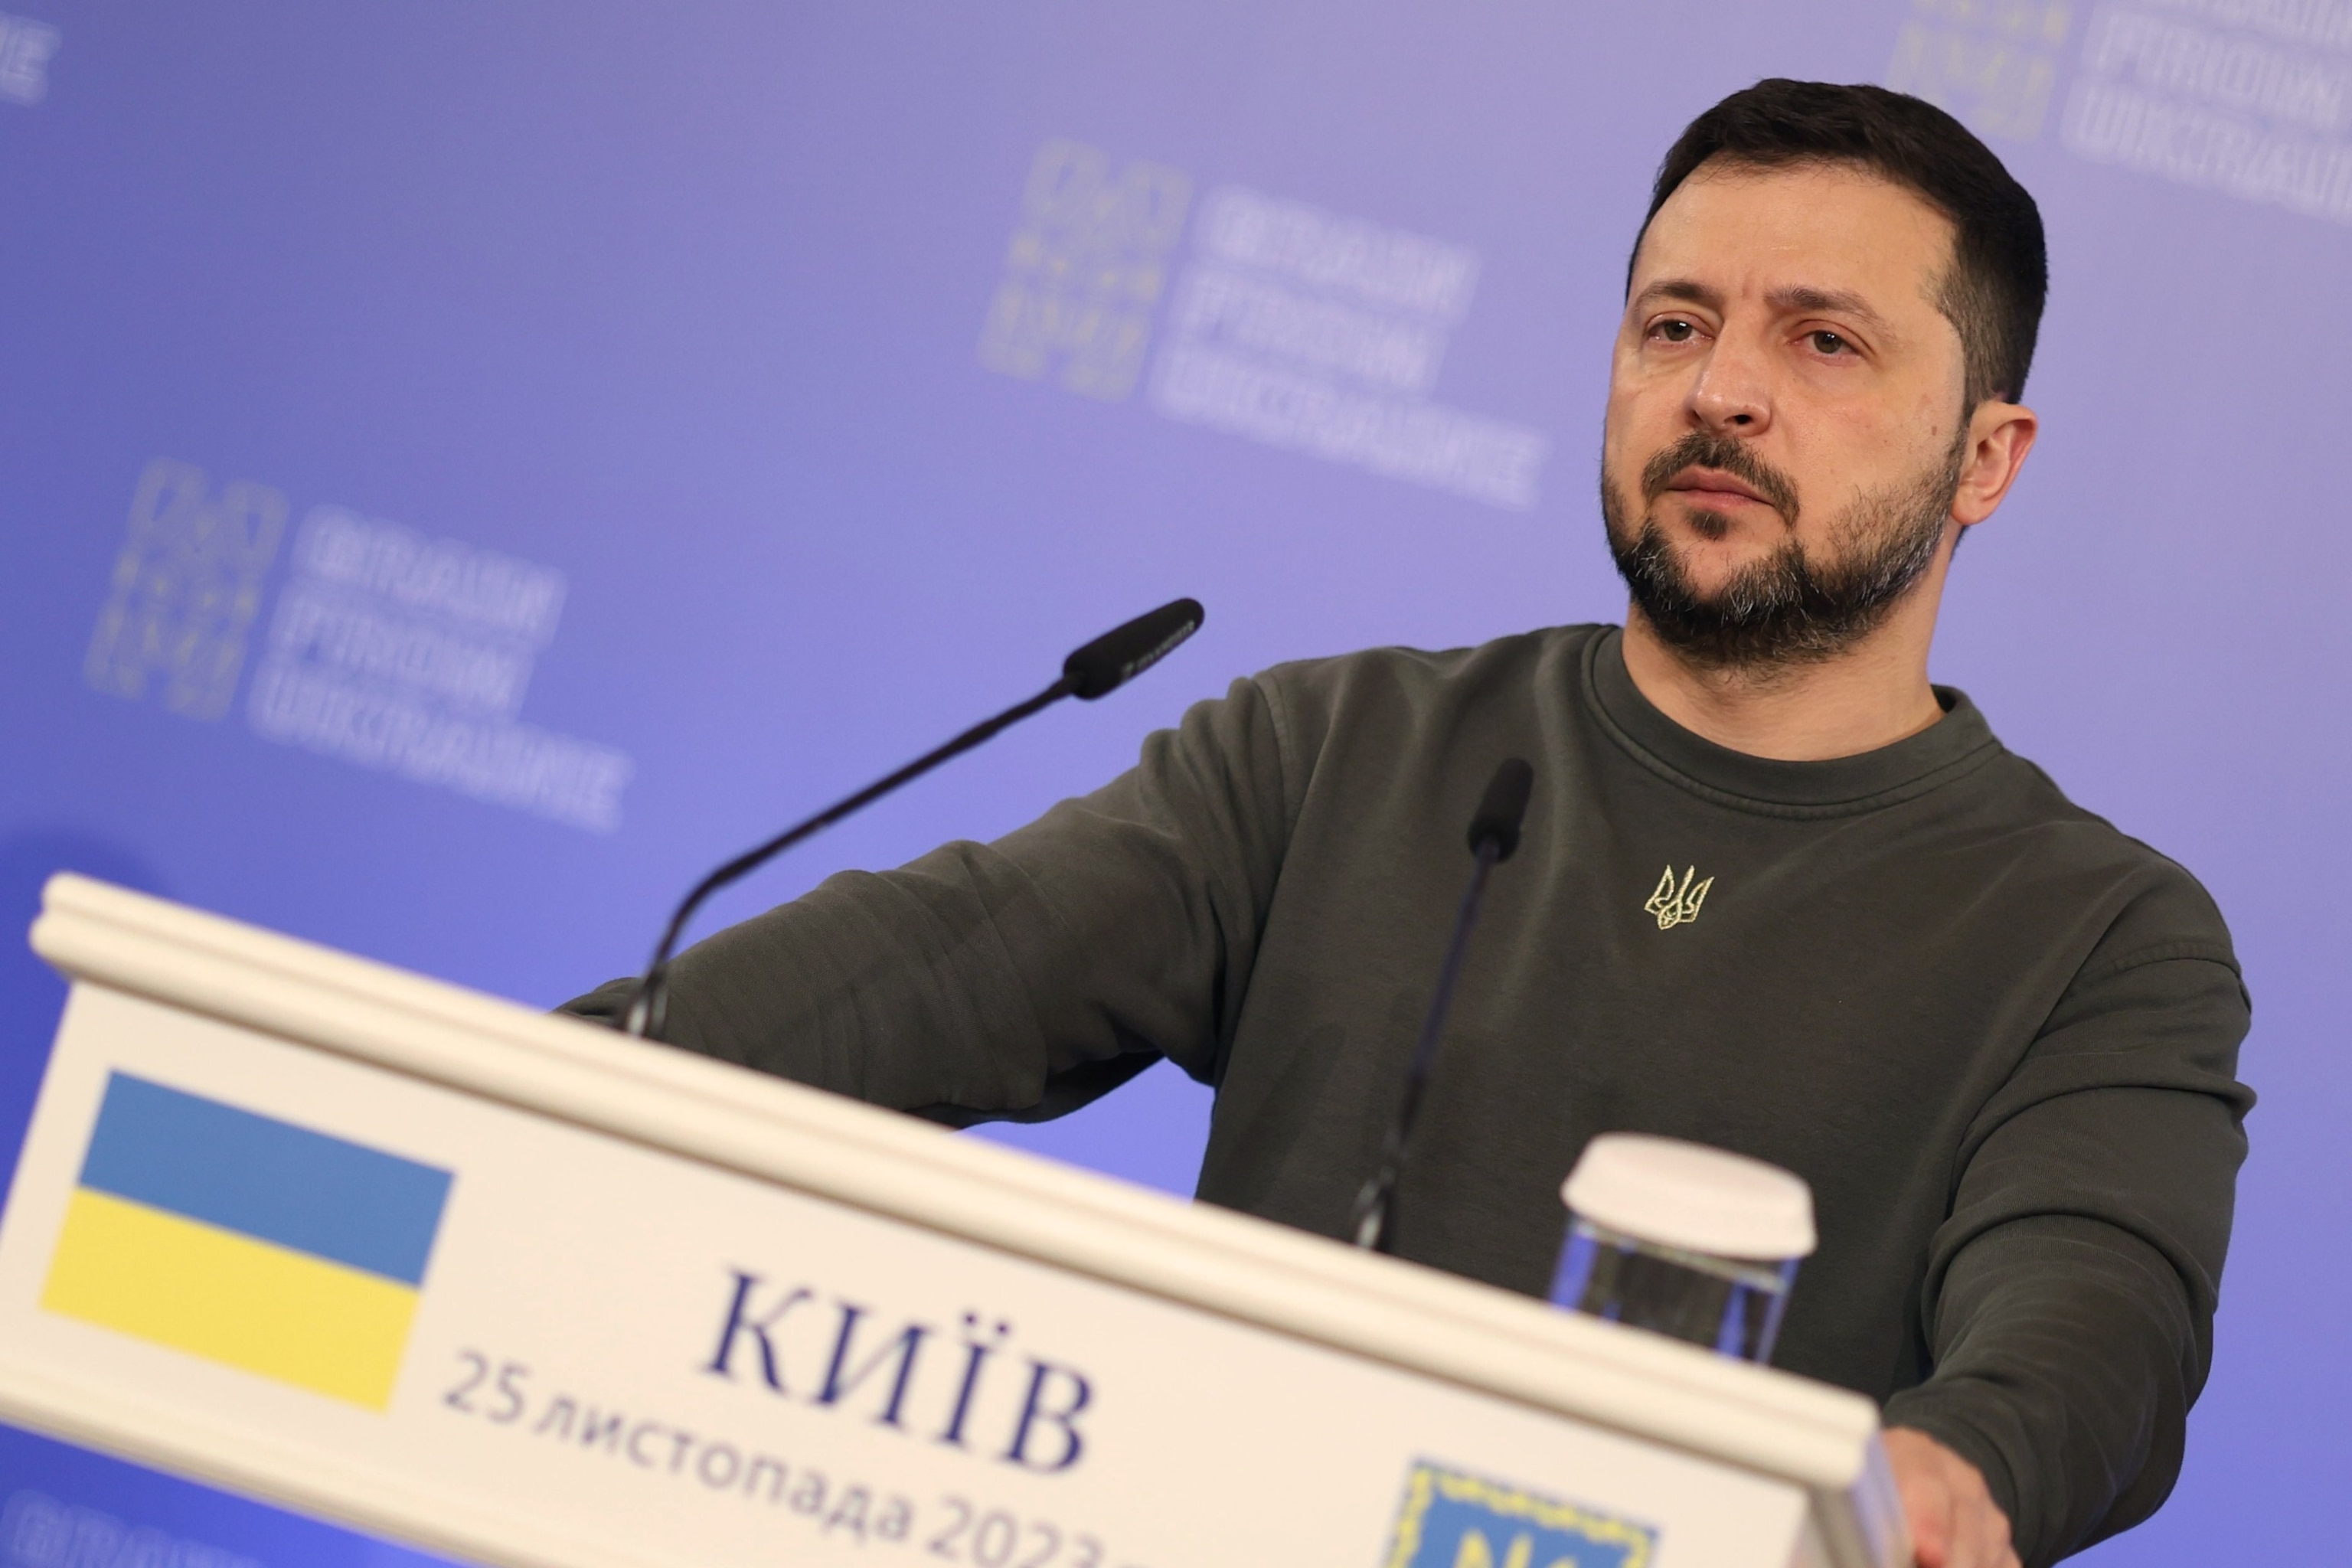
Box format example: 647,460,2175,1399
1467,757,1534,861
1063,598,1205,700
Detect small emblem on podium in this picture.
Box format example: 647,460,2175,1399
1383,1460,1657,1567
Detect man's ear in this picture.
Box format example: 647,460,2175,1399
1952,400,2038,529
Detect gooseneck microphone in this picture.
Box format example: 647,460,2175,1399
616,598,1206,1040
1350,756,1535,1254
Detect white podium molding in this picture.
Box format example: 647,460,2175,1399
0,876,1907,1568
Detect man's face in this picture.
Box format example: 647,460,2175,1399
1601,160,1974,669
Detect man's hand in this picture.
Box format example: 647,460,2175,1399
1884,1427,2020,1568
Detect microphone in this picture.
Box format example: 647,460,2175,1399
617,597,1206,1040
1350,757,1534,1254
1063,598,1204,699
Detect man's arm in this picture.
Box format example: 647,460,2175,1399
562,675,1296,1121
1883,887,2252,1566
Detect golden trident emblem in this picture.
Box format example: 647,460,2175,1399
1643,865,1713,929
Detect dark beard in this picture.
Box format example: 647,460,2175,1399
1600,429,1963,673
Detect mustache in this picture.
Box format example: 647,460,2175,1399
1640,432,1801,523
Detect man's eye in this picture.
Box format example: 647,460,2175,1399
1653,319,1697,343
1808,330,1851,355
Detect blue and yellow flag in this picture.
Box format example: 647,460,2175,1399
41,1073,452,1410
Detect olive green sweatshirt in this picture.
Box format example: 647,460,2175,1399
565,624,2252,1565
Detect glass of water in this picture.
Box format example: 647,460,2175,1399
1547,1133,1815,1364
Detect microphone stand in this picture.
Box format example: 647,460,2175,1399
619,678,1072,1040
1351,758,1534,1255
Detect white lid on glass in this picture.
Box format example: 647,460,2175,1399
1561,1133,1817,1261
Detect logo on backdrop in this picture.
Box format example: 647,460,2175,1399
979,139,1553,511
1886,0,2074,141
2063,1,2352,224
1886,0,2352,227
0,11,57,106
41,1073,452,1411
84,461,289,721
86,458,637,832
978,139,1192,401
1153,187,1551,511
247,505,634,833
1382,1461,1657,1568
1643,866,1713,930
2,1490,260,1568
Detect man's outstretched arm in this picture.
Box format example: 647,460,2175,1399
561,675,1295,1121
1883,898,2252,1566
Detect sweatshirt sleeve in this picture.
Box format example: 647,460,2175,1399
1881,875,2253,1566
559,675,1295,1123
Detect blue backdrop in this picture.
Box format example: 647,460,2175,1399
2,3,2344,1563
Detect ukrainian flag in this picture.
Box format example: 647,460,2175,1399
41,1073,452,1410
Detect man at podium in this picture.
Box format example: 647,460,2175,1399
567,82,2251,1568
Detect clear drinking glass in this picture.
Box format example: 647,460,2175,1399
1546,1134,1815,1365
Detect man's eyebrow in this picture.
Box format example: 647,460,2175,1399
1771,285,1892,333
1629,278,1722,313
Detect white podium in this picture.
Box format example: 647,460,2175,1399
0,876,1907,1568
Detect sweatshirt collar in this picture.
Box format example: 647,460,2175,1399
1584,626,2003,813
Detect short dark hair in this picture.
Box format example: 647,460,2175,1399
1632,80,2048,409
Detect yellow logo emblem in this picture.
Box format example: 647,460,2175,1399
1643,866,1713,929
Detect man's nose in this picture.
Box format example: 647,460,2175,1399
1687,333,1772,433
